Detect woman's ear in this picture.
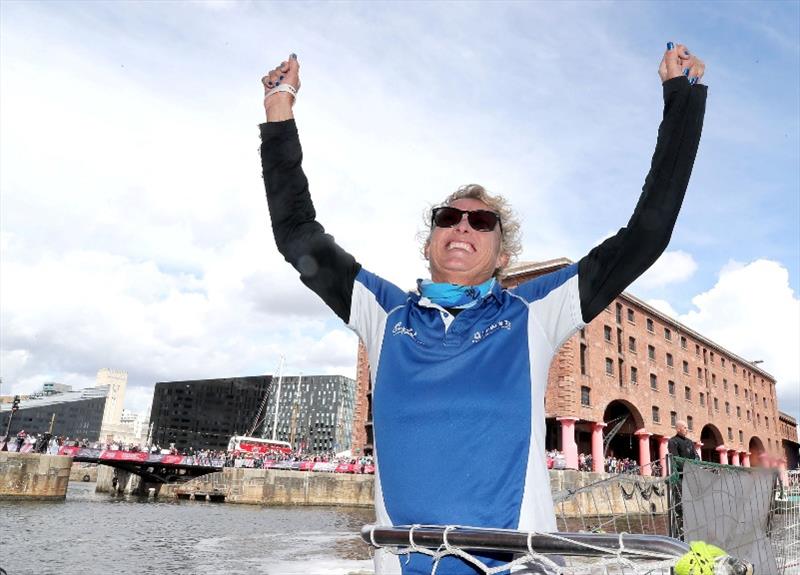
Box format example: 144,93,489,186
497,250,510,270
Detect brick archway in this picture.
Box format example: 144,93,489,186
602,399,645,461
700,424,723,462
603,399,645,429
748,436,766,467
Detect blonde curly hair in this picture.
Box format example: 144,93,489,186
420,184,522,275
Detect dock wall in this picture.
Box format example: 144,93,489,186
0,452,72,500
161,468,667,515
161,467,374,507
95,465,141,494
69,463,98,483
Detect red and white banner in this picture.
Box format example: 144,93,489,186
159,455,184,465
100,450,149,462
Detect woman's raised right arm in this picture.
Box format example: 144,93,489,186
260,55,361,322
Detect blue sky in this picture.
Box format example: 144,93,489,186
1,1,798,426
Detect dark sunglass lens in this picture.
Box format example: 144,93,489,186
433,207,463,228
467,210,499,232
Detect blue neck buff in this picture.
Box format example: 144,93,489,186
417,277,496,309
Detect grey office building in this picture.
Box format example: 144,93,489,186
0,387,108,440
262,375,356,454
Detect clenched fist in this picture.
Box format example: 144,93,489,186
262,53,300,122
659,43,705,85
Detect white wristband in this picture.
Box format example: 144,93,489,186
266,84,297,99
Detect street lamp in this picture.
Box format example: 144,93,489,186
4,395,20,439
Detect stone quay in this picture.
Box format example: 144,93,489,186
0,452,72,500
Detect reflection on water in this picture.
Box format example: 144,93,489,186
0,482,376,575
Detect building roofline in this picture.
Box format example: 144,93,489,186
779,411,797,424
619,290,776,381
0,387,108,412
154,374,355,386
504,258,776,382
501,257,574,279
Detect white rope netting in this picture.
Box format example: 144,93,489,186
777,471,800,575
368,525,681,575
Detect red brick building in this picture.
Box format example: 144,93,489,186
350,259,798,475
779,412,799,469
351,339,372,456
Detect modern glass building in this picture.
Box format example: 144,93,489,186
149,374,357,454
0,387,108,440
149,376,272,452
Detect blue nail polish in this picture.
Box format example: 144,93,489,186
690,77,697,85
683,68,690,76
275,81,280,86
290,53,297,60
667,42,674,50
279,75,284,80
684,50,690,56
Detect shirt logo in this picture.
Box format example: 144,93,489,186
392,322,424,345
472,319,512,344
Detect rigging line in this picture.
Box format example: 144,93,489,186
604,414,630,455
246,358,282,437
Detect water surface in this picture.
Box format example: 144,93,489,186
0,481,375,575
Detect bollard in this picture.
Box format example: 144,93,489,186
148,488,155,498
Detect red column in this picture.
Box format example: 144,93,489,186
730,450,740,466
557,417,579,470
742,452,751,467
694,441,703,461
779,458,789,487
634,428,652,476
716,445,729,465
590,422,606,473
658,436,669,477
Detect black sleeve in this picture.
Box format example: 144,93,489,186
578,76,707,323
260,119,361,322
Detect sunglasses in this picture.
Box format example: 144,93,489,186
431,206,503,233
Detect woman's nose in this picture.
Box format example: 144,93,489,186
454,212,471,232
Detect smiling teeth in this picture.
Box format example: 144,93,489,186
448,242,474,252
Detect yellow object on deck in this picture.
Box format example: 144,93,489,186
674,541,727,575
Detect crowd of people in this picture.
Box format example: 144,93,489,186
0,430,61,454
0,431,167,455
1,431,375,473
225,450,374,472
546,449,656,475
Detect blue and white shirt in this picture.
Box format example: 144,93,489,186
352,265,582,573
260,76,706,574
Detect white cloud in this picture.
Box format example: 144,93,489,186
634,250,698,290
124,385,156,418
645,298,680,319
672,260,800,420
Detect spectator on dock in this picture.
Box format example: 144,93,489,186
668,420,697,471
15,430,26,452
